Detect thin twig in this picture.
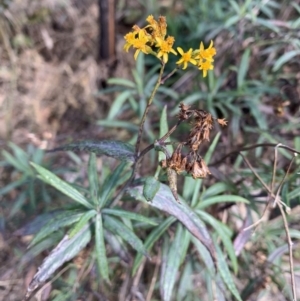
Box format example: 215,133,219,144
135,63,165,155
272,147,296,301
241,153,272,231
146,250,161,301
160,67,179,84
241,145,297,301
211,143,300,166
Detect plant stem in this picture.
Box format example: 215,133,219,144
161,67,178,84
135,62,165,156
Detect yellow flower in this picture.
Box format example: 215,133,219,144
197,40,216,62
123,32,136,52
176,47,197,70
198,60,214,77
155,36,177,63
132,30,151,60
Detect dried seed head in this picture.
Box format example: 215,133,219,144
178,102,193,120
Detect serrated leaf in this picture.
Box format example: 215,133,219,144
143,177,161,202
128,183,216,264
95,213,109,280
68,210,97,238
102,208,158,226
216,243,242,301
26,225,91,293
161,224,187,301
132,216,175,275
88,153,100,207
103,215,149,257
47,140,135,163
31,163,93,209
29,211,85,248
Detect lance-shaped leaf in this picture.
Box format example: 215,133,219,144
215,242,242,301
132,216,175,275
14,209,84,236
26,225,91,295
88,153,100,207
95,213,109,280
128,183,216,265
99,162,128,208
29,210,85,248
31,163,93,209
103,215,149,258
47,140,135,162
102,208,158,226
161,224,189,301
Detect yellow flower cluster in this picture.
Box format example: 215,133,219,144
124,15,217,77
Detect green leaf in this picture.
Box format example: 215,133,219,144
197,195,249,210
161,224,189,301
29,211,85,248
132,216,175,275
88,153,100,207
0,176,27,196
98,162,128,208
97,120,139,132
47,140,136,163
143,177,161,202
107,78,135,88
216,242,242,301
273,50,300,72
102,208,158,225
197,210,237,274
107,90,132,120
287,186,300,200
9,191,27,218
2,150,30,174
103,215,148,257
177,261,193,301
14,210,80,236
191,236,215,271
237,48,250,88
159,105,173,161
31,163,93,209
26,225,92,293
68,210,97,238
201,182,229,199
128,183,216,264
95,213,109,280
